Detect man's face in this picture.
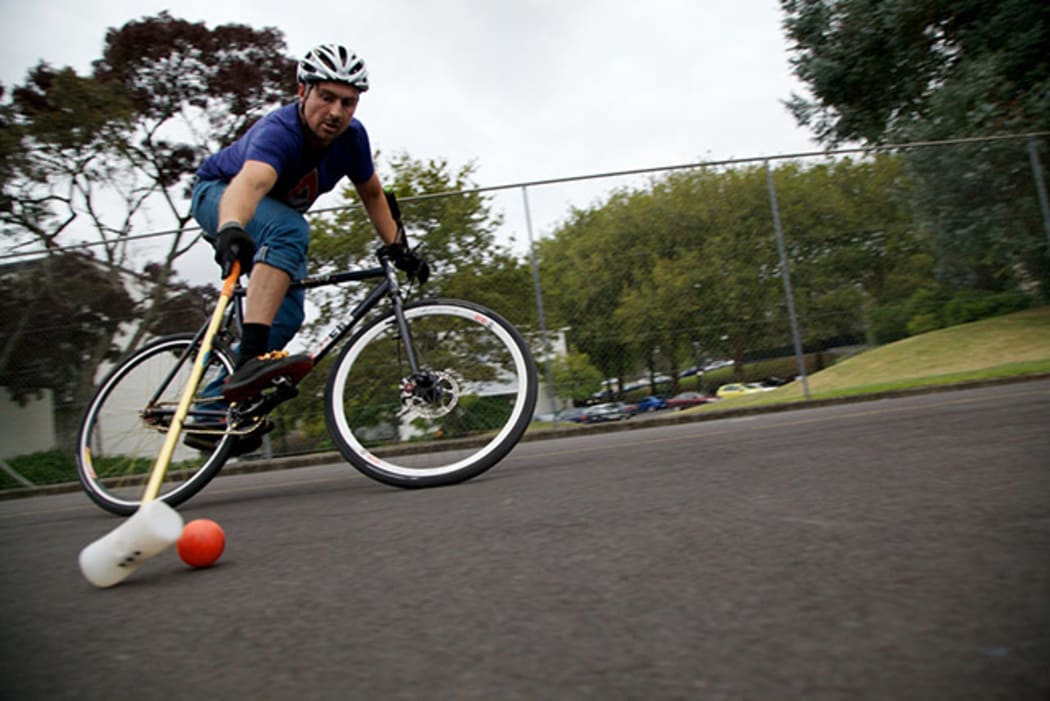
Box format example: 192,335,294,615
298,81,361,145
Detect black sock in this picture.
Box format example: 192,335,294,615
238,323,271,367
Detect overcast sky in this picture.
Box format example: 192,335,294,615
0,0,820,273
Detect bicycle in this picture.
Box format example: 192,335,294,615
75,224,539,516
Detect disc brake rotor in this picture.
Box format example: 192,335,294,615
401,370,459,419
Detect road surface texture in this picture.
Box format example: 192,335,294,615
2,380,1048,700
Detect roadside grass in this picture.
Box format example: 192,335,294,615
690,306,1050,412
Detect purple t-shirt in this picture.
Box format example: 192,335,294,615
196,102,375,213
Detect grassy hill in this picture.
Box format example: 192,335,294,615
695,306,1050,410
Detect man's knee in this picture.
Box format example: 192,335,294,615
252,215,310,280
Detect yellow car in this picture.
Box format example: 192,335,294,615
716,383,770,399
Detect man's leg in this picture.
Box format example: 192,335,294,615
237,262,291,364
268,288,307,352
244,263,291,326
222,201,313,398
191,180,313,402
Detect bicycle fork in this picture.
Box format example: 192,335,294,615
382,270,456,415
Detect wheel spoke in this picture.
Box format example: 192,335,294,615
76,336,235,515
326,300,537,487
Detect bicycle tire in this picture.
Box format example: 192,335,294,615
76,334,237,515
324,298,538,488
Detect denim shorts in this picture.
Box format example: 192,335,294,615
191,179,310,280
191,179,307,350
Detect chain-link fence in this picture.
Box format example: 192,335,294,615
2,134,1049,483
513,134,1050,416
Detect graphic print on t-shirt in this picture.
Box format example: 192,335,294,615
284,169,320,212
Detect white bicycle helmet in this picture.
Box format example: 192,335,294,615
297,44,369,91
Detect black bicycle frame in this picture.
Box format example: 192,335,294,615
144,256,423,415
233,258,423,368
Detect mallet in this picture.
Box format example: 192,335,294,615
79,262,241,587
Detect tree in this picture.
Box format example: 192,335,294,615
0,13,297,453
2,67,132,252
87,12,296,349
616,253,705,394
3,13,296,261
0,253,135,445
549,350,604,404
306,153,534,325
536,156,936,390
0,252,218,450
781,0,1050,298
535,187,669,393
539,166,792,388
770,155,926,344
781,0,1050,145
285,154,534,443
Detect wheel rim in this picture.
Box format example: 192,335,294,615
77,338,235,510
328,302,534,479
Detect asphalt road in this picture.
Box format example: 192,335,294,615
2,380,1048,700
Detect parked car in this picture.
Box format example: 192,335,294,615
716,383,771,399
630,395,668,413
533,407,590,423
554,407,590,423
665,392,716,410
580,402,633,423
746,382,778,392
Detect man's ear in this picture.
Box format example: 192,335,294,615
297,83,308,100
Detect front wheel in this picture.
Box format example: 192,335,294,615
325,299,538,488
76,334,237,515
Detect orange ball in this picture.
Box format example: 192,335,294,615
177,518,225,568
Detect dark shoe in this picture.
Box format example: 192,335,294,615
183,418,274,457
181,399,229,449
222,351,313,402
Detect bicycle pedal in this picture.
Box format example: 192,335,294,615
271,375,299,392
231,382,299,424
234,418,274,438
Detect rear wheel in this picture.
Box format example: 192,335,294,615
76,334,236,515
325,299,538,488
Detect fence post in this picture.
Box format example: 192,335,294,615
521,186,559,416
765,161,811,399
1027,138,1050,255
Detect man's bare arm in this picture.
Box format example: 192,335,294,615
354,172,400,245
219,160,279,227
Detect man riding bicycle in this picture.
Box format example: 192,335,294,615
190,43,428,453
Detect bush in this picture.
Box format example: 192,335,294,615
870,303,911,344
907,312,942,336
942,289,1030,326
873,287,1032,343
2,449,76,488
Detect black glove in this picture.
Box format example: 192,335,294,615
214,223,255,278
380,240,430,284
